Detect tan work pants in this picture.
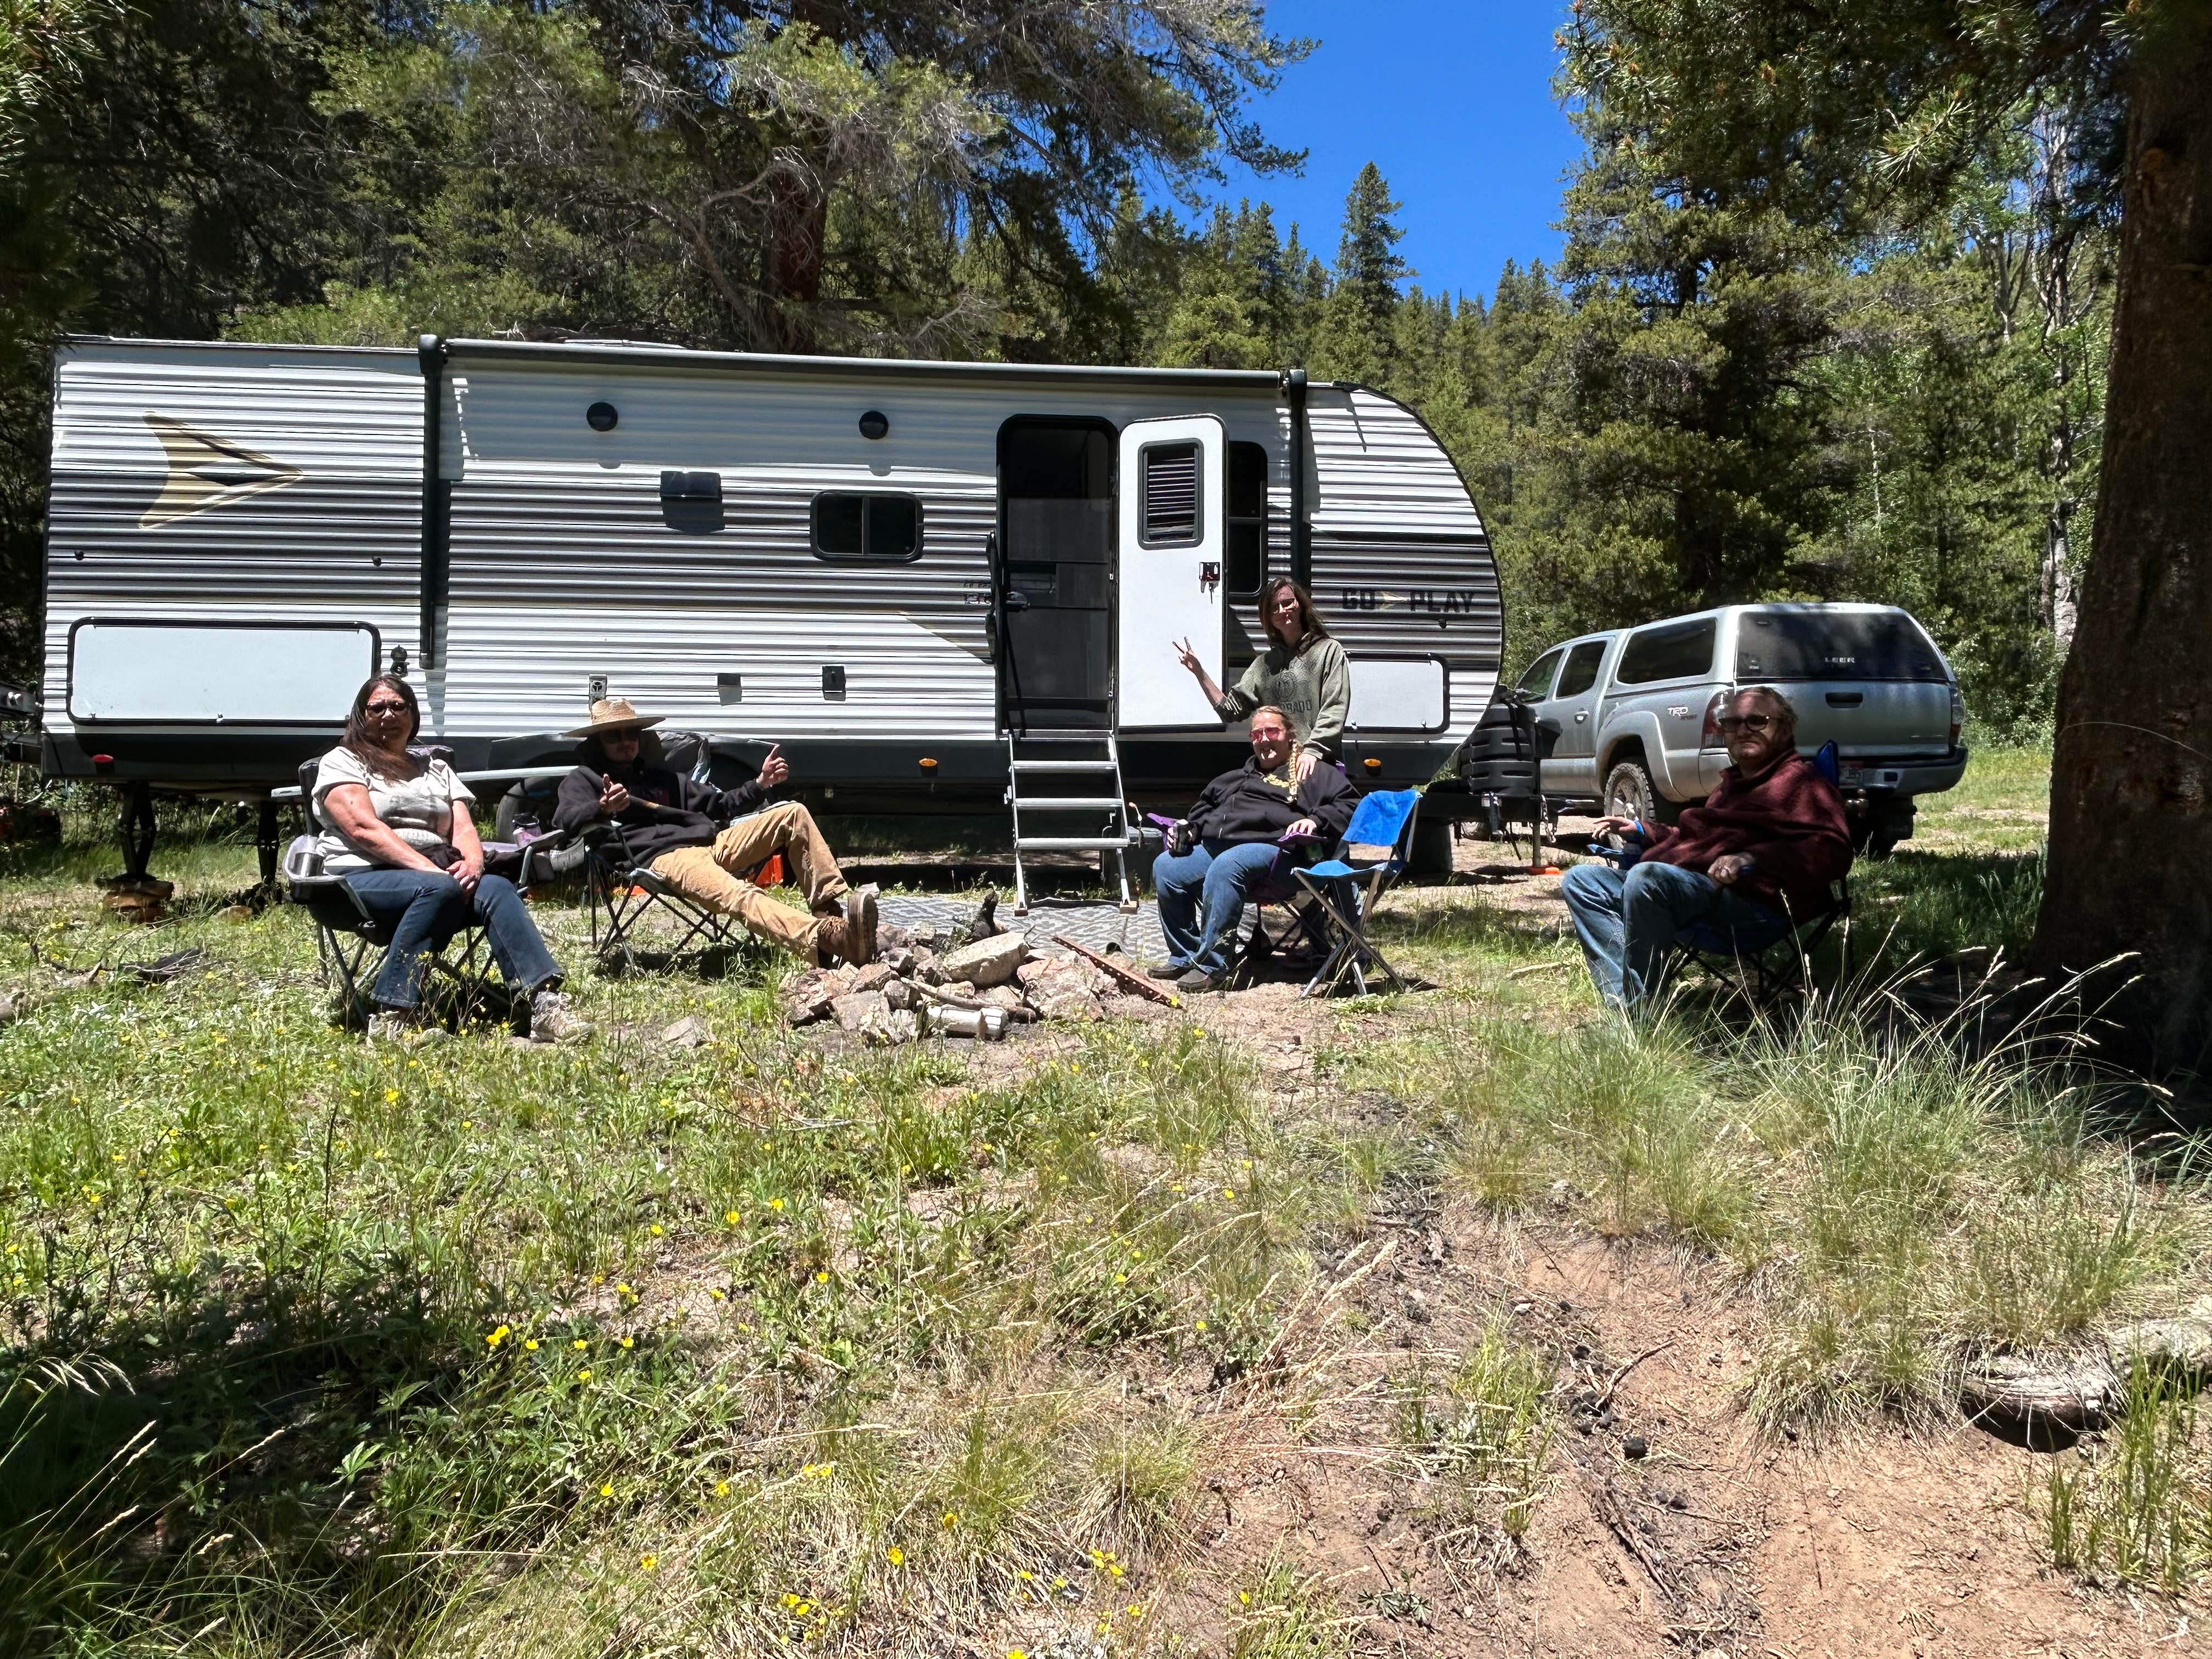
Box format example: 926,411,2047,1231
648,802,849,960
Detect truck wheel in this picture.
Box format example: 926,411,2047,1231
1601,760,1679,828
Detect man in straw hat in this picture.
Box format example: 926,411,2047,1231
551,698,877,966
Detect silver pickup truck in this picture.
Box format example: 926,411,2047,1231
1514,602,1968,855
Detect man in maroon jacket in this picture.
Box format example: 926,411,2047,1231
1560,687,1853,1011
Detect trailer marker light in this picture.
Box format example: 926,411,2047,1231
1364,758,1382,771
586,402,618,432
91,754,113,765
857,410,889,440
919,757,938,770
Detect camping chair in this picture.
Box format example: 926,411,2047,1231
1585,741,1853,1008
1290,789,1425,998
282,754,498,1031
1142,814,1334,988
575,816,755,974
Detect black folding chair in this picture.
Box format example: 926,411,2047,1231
575,816,757,974
1674,878,1853,1007
1290,789,1425,997
283,755,498,1030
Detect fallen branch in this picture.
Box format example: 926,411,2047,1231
1595,1340,1676,1412
1050,934,1180,1006
1959,1306,2212,1434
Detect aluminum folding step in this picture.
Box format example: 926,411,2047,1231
1005,726,1137,913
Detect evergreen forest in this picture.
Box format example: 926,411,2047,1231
0,0,2111,743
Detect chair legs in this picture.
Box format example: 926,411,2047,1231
590,866,750,974
1295,872,1410,999
310,918,495,1031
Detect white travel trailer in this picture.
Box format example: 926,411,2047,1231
28,335,1503,885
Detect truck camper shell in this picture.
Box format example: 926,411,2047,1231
35,336,1502,852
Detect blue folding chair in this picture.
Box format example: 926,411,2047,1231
1290,789,1423,997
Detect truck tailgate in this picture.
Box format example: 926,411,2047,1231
1786,680,1954,758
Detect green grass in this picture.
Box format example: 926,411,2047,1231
1348,985,2203,1434
3,737,2204,1630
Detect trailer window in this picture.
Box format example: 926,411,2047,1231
1139,441,1201,547
1226,442,1268,596
1736,610,1948,681
1613,618,1717,685
812,492,922,562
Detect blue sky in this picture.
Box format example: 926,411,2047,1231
1199,0,1584,306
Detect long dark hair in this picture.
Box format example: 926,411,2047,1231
1259,577,1329,651
343,674,420,760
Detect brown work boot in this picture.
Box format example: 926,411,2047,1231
845,888,878,963
814,915,854,967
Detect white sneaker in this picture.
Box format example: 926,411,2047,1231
529,988,589,1043
366,1011,413,1043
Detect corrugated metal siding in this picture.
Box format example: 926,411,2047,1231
437,361,1284,741
44,343,423,726
1305,386,1502,731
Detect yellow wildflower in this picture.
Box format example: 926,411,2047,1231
769,1198,786,1211
600,1482,614,1497
619,1336,635,1350
573,1339,589,1350
715,1480,730,1497
650,1224,664,1237
726,1210,742,1225
639,1553,658,1572
941,1510,958,1528
523,1339,539,1351
885,1547,905,1566
577,1369,593,1382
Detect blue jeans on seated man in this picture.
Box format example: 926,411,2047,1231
1559,859,1785,1011
1153,839,1288,977
342,867,562,1009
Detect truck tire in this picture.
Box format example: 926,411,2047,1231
1601,759,1680,828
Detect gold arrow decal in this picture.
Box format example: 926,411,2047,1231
138,414,303,528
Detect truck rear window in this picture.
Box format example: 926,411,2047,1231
1736,612,1946,681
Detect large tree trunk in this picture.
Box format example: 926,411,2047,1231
2033,21,2212,1079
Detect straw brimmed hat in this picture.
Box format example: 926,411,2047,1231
565,696,665,740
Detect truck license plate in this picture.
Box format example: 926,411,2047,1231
1840,764,1864,786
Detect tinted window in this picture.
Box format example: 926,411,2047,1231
1516,649,1562,699
1615,618,1717,685
812,492,922,561
1735,610,1948,681
1140,442,1200,546
1225,442,1268,595
1555,641,1608,698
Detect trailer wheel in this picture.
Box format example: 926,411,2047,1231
1601,759,1680,828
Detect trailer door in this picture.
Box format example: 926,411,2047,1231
1116,415,1226,729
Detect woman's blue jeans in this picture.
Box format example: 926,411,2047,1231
1153,840,1289,975
342,868,562,1009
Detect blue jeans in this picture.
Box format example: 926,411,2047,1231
1153,840,1289,975
342,868,563,1009
1559,859,1783,1011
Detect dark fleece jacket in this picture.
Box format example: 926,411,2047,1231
553,755,770,866
1640,750,1853,915
1187,755,1359,847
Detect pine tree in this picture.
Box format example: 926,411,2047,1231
1308,162,1408,385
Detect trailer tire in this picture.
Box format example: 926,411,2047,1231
1601,759,1680,829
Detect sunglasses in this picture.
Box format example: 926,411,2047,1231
364,701,410,716
1716,714,1776,734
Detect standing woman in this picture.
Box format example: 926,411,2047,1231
313,674,585,1042
1174,577,1351,785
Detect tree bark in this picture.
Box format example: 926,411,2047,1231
2033,19,2212,1079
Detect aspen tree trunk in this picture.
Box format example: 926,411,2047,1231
2034,20,2212,1077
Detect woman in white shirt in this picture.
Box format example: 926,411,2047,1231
313,675,582,1041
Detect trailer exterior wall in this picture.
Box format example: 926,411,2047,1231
42,342,422,772
433,356,1293,746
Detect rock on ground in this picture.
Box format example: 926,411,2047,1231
938,931,1030,989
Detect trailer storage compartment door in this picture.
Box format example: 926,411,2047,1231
1116,415,1225,729
67,619,381,725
